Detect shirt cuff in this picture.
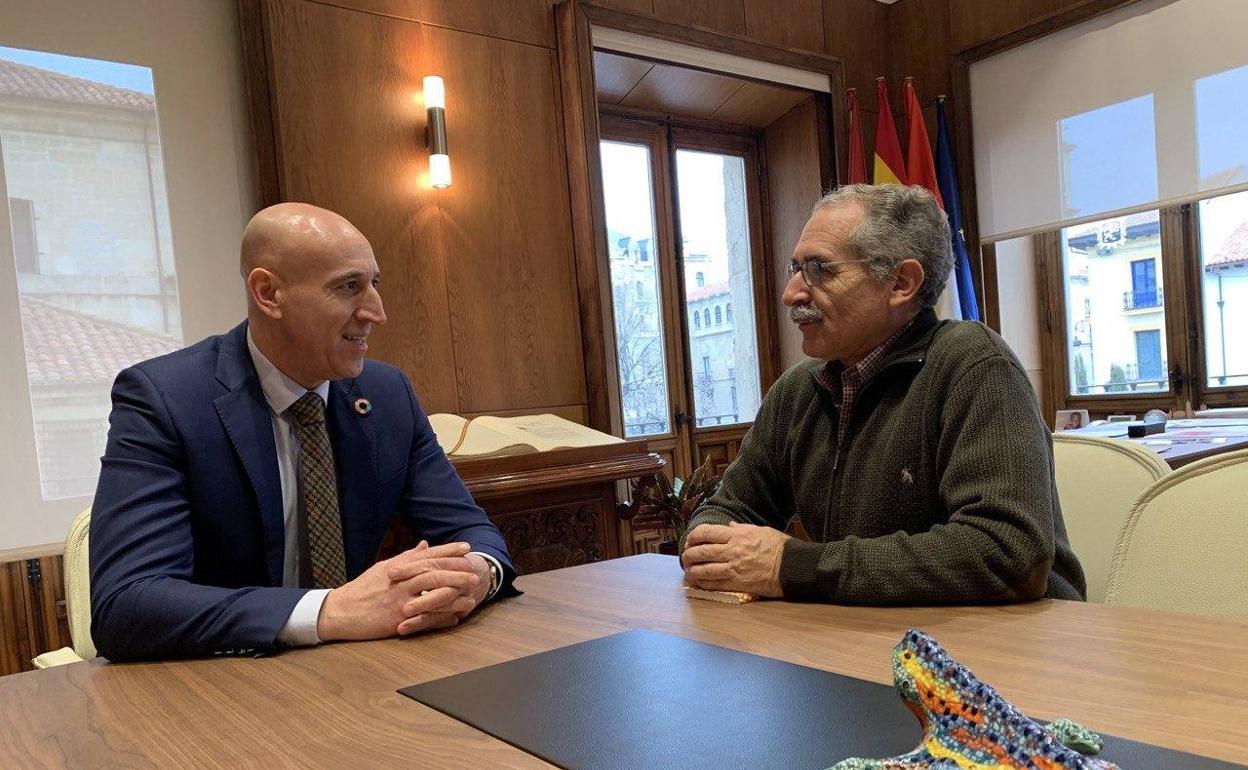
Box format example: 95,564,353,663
471,551,503,600
277,589,331,647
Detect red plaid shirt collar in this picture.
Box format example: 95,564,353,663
815,319,915,449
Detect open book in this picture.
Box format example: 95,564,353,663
427,413,624,459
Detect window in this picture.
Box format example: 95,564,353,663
726,302,733,323
1059,211,1167,396
1196,190,1248,390
1042,191,1248,414
1127,259,1159,309
2,46,183,505
0,1,255,553
9,197,39,274
599,115,776,474
1133,330,1163,383
600,140,672,438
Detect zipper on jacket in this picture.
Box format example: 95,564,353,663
822,355,924,542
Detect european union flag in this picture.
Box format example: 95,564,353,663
936,100,980,322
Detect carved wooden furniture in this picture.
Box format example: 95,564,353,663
380,441,665,575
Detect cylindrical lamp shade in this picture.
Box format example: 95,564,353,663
423,75,450,188
429,153,452,189
423,75,445,109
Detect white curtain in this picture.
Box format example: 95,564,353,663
970,0,1248,243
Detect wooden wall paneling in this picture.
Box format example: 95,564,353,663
947,0,1057,53
823,0,891,174
948,59,984,309
592,51,654,103
556,0,619,433
619,64,744,119
583,4,848,75
592,0,655,15
0,560,33,676
0,554,66,676
461,403,589,423
708,82,809,127
27,556,70,659
693,426,745,478
262,0,461,412
743,0,824,53
237,0,282,208
764,99,823,369
651,0,746,36
308,0,557,48
423,25,588,414
887,0,950,147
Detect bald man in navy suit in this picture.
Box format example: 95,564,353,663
90,203,516,661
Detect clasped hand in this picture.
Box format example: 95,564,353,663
681,521,790,597
317,540,491,641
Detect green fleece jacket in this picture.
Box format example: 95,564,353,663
683,309,1086,604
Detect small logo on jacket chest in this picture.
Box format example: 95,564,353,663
900,467,914,486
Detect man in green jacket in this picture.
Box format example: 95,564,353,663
681,184,1085,604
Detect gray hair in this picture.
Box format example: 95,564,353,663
811,184,953,309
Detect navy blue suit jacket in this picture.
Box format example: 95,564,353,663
90,321,516,661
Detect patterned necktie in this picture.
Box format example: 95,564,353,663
289,391,347,589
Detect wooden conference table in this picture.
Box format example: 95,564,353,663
1070,417,1248,468
1,554,1246,768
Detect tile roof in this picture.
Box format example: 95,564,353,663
686,282,730,301
20,298,179,386
0,57,154,112
1064,210,1159,239
1206,221,1248,271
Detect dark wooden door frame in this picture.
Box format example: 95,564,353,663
555,0,845,434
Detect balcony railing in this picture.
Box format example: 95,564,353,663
1122,287,1163,310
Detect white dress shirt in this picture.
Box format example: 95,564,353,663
246,331,499,647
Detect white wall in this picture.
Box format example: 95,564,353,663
993,236,1046,403
0,0,255,551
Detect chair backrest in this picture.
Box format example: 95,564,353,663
1105,448,1248,620
64,507,95,659
1051,434,1170,602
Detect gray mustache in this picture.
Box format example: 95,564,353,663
789,305,822,323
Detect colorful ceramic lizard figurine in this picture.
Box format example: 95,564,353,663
829,630,1120,770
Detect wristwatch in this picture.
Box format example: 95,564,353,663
485,558,502,597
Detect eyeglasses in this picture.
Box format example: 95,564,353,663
787,258,872,286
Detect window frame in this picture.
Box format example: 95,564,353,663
598,110,781,476
1038,198,1248,419
1187,199,1248,407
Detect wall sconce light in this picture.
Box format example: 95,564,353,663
423,75,451,189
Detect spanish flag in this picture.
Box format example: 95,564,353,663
872,78,907,185
846,88,867,185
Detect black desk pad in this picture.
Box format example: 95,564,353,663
400,629,1246,770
